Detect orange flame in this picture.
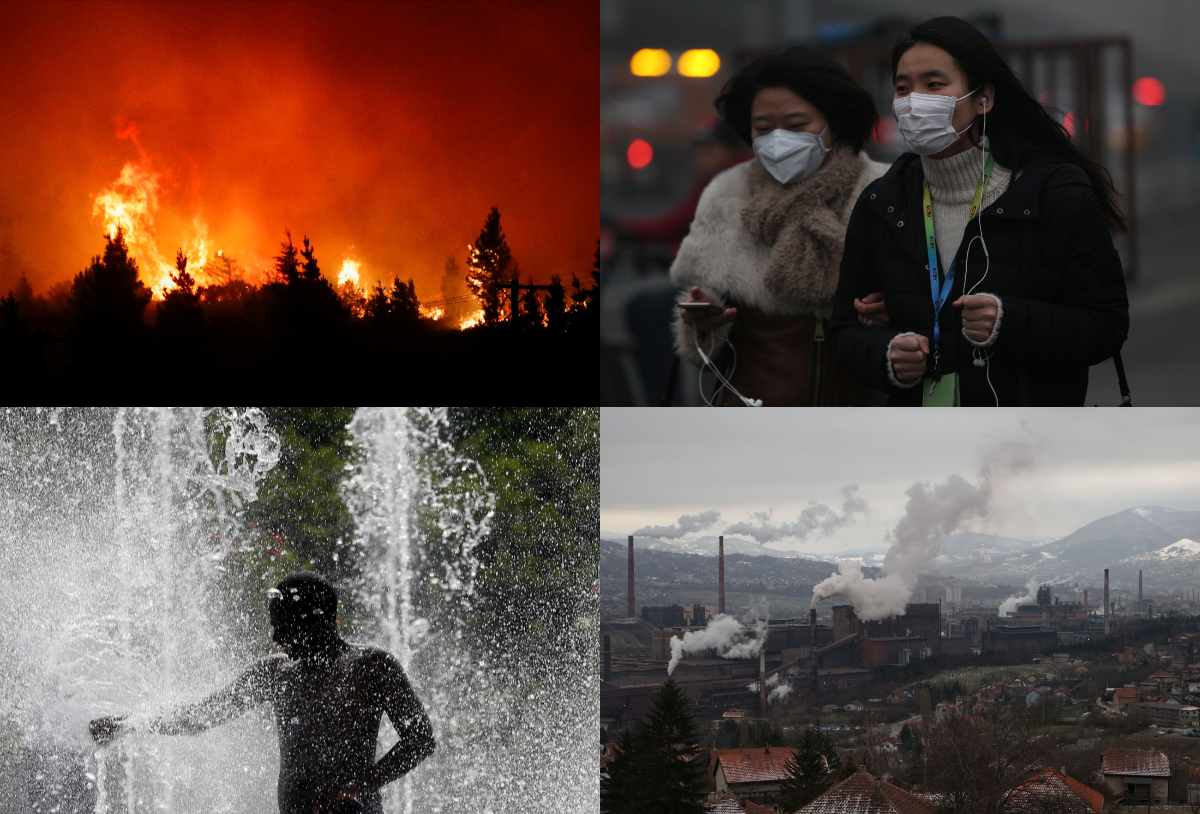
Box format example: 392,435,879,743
338,258,361,287
419,304,444,321
459,308,484,329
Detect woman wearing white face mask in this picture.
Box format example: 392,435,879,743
828,16,1129,406
670,47,890,406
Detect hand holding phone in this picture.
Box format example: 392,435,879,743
679,287,737,331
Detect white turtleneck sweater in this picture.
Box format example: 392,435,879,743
920,137,1015,270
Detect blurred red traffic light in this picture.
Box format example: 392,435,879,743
1132,77,1165,106
627,138,653,169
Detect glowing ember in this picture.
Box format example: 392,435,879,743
459,308,484,329
338,258,361,287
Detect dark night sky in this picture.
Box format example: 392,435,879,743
0,0,599,298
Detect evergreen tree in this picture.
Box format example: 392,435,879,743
544,275,567,332
156,248,205,370
601,727,641,814
841,754,859,780
777,728,835,811
464,206,513,325
365,282,391,319
637,678,707,814
388,277,421,324
767,724,785,747
275,230,300,284
300,236,321,282
68,227,151,387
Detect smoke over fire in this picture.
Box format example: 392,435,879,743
0,1,597,304
811,444,1034,620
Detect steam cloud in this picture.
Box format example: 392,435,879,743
667,598,769,675
999,576,1045,616
724,485,867,544
810,443,1033,621
632,510,721,540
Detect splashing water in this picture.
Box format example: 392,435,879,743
0,407,595,813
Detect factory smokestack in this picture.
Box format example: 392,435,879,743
628,535,635,619
603,634,611,681
1103,569,1110,635
810,607,817,695
719,536,726,616
760,650,767,721
1139,570,1143,613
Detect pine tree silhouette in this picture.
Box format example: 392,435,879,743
300,236,321,282
465,206,513,325
275,230,300,284
157,248,205,375
68,227,151,387
636,679,707,814
544,276,567,332
519,276,543,328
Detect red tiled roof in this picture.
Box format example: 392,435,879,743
1113,688,1137,698
1006,768,1103,814
712,747,799,784
797,771,934,814
706,791,778,814
1102,749,1170,777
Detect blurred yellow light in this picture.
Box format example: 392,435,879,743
630,48,671,77
678,49,720,78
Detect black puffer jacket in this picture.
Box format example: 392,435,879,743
829,153,1129,406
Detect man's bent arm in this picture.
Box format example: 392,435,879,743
357,652,435,793
148,658,273,735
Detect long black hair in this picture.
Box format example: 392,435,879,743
893,17,1126,234
716,46,879,153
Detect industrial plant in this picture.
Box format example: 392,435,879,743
602,535,1161,727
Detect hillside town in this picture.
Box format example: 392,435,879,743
601,537,1200,812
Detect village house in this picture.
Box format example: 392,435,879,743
1006,767,1103,813
705,790,778,814
711,747,801,808
795,770,933,813
1101,749,1170,804
1113,687,1138,708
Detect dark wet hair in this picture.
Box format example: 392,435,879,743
715,46,879,153
892,16,1127,234
269,571,337,625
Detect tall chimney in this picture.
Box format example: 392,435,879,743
603,634,612,681
760,650,767,721
628,535,635,619
1084,589,1088,615
1139,570,1143,614
810,608,818,695
718,536,726,616
1103,569,1110,635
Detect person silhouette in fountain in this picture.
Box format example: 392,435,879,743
89,572,435,814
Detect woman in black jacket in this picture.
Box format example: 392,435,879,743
828,16,1129,406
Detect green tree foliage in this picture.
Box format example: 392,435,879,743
445,408,597,671
465,206,513,325
778,727,836,811
68,227,151,386
636,679,707,814
601,727,642,814
239,407,358,580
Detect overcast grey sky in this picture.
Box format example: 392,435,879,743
601,409,1200,552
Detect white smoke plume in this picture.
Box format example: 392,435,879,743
667,600,769,675
810,443,1033,621
724,485,866,544
999,576,1046,616
632,510,721,540
769,683,792,704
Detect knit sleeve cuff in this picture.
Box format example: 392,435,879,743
886,331,924,389
963,293,1003,348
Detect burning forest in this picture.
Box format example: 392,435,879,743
0,0,598,399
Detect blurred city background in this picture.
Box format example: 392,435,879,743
600,0,1200,406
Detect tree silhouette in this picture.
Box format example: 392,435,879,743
68,227,151,386
388,277,421,324
601,727,642,814
465,206,513,325
778,728,837,811
275,229,300,284
635,679,707,814
300,236,321,282
157,248,205,373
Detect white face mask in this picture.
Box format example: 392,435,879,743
892,88,979,155
752,125,830,185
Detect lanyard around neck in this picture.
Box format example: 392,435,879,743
922,151,995,353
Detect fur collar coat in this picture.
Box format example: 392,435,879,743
670,149,889,366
